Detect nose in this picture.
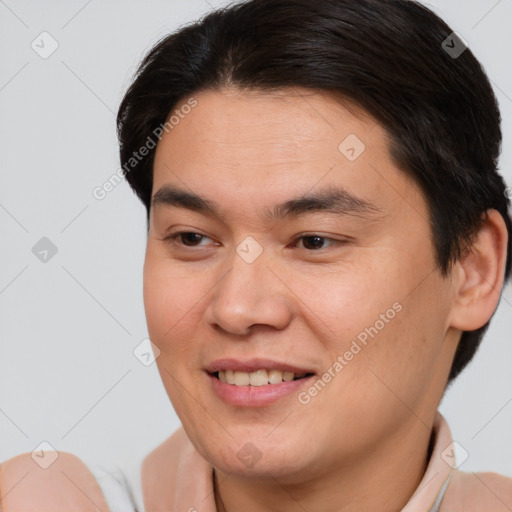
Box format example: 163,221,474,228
204,246,294,336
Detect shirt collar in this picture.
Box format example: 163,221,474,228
401,411,454,512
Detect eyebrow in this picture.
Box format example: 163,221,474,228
151,184,383,221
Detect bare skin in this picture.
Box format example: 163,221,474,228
140,87,508,512
0,452,109,511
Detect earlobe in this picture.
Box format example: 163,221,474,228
449,209,509,332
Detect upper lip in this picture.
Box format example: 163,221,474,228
205,358,315,374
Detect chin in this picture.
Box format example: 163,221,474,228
216,454,312,482
195,434,315,481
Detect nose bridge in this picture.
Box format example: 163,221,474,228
206,239,292,335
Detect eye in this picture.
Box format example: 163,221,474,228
163,232,344,252
291,235,340,251
164,231,214,247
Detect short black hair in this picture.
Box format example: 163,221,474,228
117,0,512,383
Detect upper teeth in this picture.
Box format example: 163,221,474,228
218,369,307,386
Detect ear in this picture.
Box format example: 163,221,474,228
449,209,509,331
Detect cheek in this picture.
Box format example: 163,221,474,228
346,272,453,408
313,246,448,381
142,250,207,414
142,246,205,353
295,258,402,346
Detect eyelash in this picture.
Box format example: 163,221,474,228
163,231,344,251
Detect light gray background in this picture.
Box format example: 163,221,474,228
1,0,511,477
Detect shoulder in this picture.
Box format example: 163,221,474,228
442,470,512,511
0,451,110,511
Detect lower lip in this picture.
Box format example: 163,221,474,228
207,373,314,407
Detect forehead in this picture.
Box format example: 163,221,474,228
164,86,377,153
151,87,426,225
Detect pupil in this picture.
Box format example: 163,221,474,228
182,233,202,246
303,236,324,250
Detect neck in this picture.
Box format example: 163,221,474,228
213,417,434,512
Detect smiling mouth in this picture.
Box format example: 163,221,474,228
210,369,315,386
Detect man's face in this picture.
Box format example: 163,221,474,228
144,87,460,480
